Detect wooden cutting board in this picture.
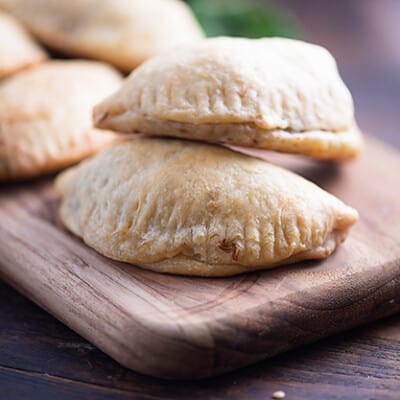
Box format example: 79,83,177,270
0,137,399,380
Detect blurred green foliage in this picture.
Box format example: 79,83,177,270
186,0,298,39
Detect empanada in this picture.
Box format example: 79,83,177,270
0,61,122,180
0,12,46,79
56,138,358,277
0,0,204,71
94,37,363,160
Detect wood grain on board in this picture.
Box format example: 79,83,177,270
2,280,400,400
0,137,399,379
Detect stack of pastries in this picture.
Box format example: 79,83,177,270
0,0,362,277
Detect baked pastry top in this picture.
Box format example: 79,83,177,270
94,37,363,159
0,61,122,180
0,0,204,71
0,11,46,79
56,138,358,277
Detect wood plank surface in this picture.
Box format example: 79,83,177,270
2,1,399,397
0,137,399,380
2,279,400,399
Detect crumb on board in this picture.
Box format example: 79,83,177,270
272,390,286,399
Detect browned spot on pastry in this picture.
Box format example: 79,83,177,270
218,239,241,261
239,85,248,98
97,111,109,124
254,114,264,126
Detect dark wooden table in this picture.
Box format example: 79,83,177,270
1,1,400,399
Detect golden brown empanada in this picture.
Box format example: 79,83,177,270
0,0,204,71
56,138,358,277
94,37,363,160
0,61,122,181
0,12,46,79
